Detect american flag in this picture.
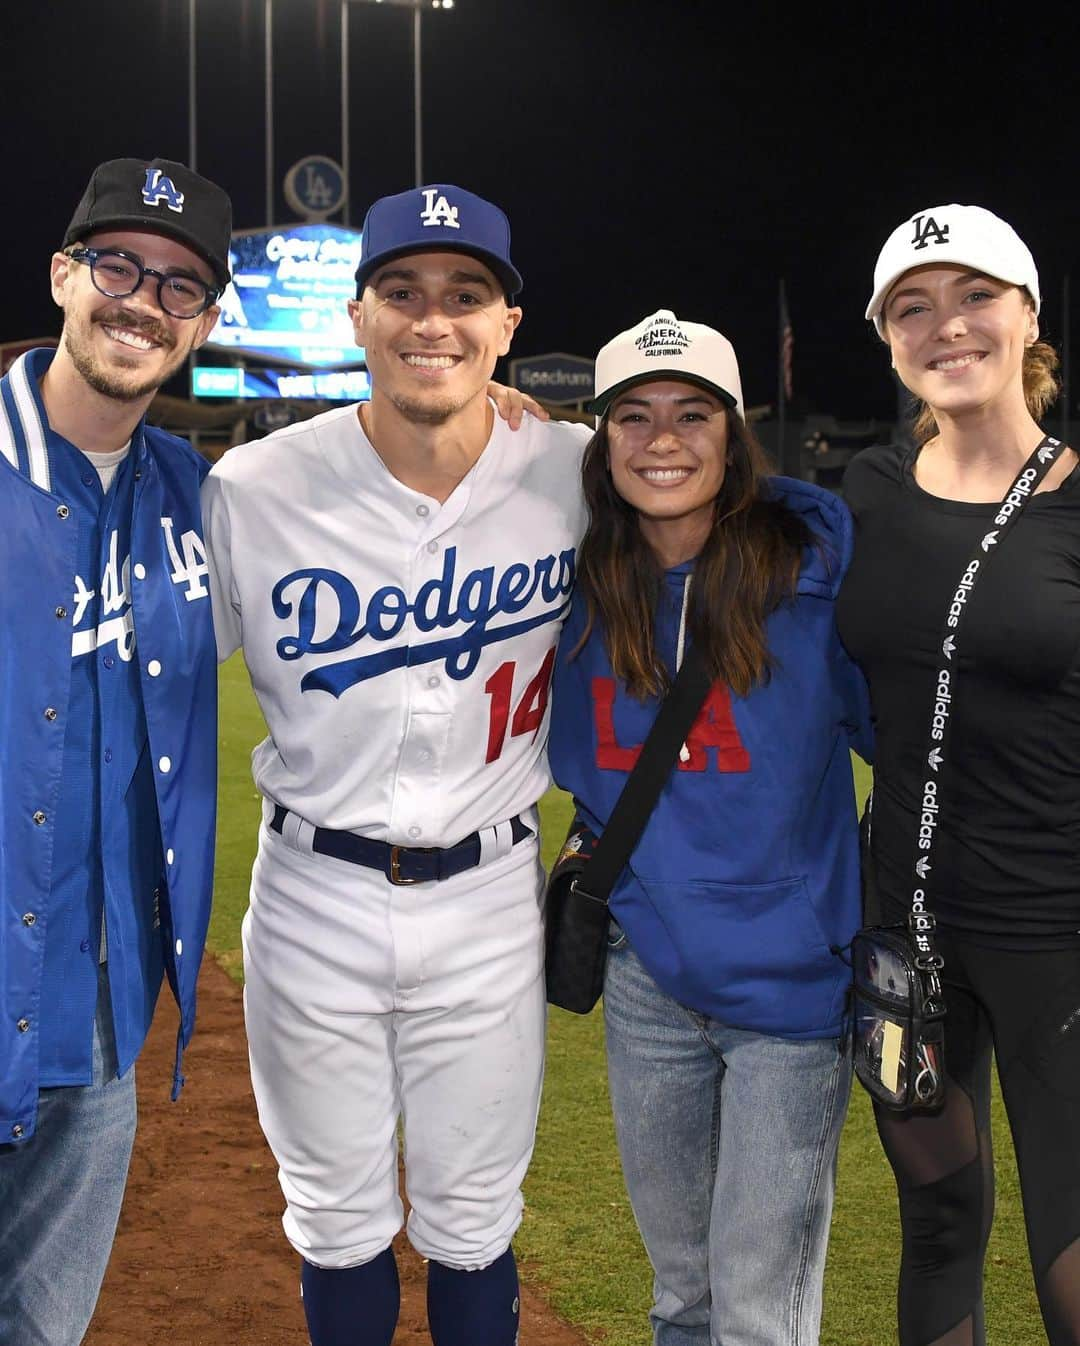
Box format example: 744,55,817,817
779,280,794,403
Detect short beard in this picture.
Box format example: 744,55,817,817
68,342,167,402
388,388,472,426
63,307,180,404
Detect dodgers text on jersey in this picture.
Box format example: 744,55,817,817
272,544,577,696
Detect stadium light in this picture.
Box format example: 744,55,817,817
188,0,276,224
342,0,455,210
189,0,453,226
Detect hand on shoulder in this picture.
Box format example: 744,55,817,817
488,381,550,430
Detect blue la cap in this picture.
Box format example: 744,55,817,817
354,183,523,300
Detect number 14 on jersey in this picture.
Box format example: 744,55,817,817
483,647,557,763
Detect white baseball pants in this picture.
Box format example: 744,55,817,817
242,806,547,1271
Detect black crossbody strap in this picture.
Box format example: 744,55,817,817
905,433,1062,985
576,643,713,901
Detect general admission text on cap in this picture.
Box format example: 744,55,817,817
588,310,744,419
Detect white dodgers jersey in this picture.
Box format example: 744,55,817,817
202,407,589,845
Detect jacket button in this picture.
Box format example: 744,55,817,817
11,1125,23,1139
56,504,70,520
16,1018,29,1032
32,811,46,825
55,606,68,620
22,913,36,926
44,707,57,721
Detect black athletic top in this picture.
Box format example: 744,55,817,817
837,442,1080,945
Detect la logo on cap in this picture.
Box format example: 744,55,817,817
419,189,460,230
635,312,690,358
910,212,949,250
141,167,185,215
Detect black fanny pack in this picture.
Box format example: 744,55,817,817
543,824,607,1015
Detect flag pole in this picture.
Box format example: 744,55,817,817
777,279,786,473
1063,271,1072,447
778,279,798,477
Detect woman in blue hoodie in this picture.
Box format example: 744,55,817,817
549,310,871,1346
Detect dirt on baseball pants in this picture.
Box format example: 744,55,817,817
243,811,547,1270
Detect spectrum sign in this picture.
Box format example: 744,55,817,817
508,352,595,405
207,224,365,368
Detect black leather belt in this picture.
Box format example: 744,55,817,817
269,805,532,885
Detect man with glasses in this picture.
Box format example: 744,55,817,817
0,157,227,1346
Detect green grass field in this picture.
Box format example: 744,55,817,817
213,657,1044,1344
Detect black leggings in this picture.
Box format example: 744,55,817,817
874,927,1080,1346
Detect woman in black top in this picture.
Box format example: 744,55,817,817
837,205,1080,1346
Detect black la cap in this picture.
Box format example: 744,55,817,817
62,158,233,291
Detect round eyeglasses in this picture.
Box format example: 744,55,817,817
66,246,220,319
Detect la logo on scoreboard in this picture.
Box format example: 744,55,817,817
284,156,347,223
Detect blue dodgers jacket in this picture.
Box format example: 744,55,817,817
0,350,218,1143
549,477,871,1039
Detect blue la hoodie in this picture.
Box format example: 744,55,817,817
548,477,871,1039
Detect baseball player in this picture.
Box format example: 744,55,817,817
201,184,589,1346
0,158,227,1345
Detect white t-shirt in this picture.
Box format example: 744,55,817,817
84,440,131,492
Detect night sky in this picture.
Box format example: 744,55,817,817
5,1,1078,422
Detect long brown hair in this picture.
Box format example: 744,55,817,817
575,408,814,699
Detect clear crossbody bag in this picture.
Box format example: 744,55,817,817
851,915,947,1110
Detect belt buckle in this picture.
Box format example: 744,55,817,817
389,846,420,886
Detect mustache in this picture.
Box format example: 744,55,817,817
93,307,176,349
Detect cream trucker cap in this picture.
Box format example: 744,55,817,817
588,310,744,419
865,204,1040,334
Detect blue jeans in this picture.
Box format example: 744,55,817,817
604,938,851,1346
0,969,137,1346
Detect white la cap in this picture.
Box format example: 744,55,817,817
588,309,744,418
865,204,1040,334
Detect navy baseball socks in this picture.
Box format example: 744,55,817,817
299,1245,519,1345
427,1247,521,1346
300,1248,400,1346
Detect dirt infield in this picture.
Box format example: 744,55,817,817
85,958,590,1346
